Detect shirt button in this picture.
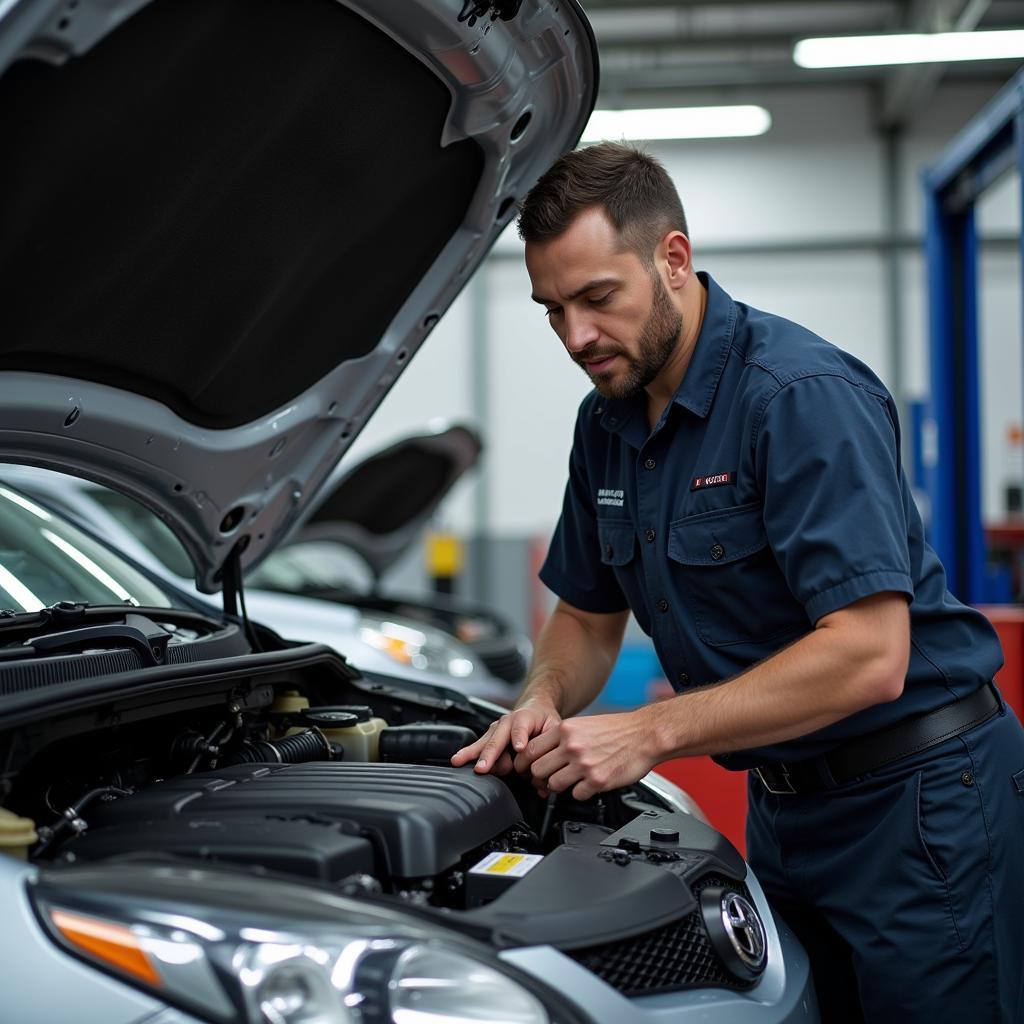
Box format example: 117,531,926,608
678,671,690,685
710,543,725,561
604,544,614,560
645,528,656,543
657,598,669,613
644,458,656,470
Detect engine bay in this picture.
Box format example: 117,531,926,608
0,630,760,995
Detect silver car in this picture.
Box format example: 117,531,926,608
0,0,817,1021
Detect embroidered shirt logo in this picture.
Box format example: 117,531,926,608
691,471,736,491
597,488,624,508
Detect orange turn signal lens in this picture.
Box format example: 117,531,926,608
50,909,162,987
380,636,414,664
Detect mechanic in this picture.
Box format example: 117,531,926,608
452,143,1024,1022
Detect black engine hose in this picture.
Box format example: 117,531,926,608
34,785,132,856
221,727,332,766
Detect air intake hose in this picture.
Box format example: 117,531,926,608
378,723,478,766
222,727,332,766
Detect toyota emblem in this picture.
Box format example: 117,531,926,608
699,886,768,981
721,893,767,969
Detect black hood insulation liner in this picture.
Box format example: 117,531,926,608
0,0,483,428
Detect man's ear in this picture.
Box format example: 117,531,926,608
661,230,692,292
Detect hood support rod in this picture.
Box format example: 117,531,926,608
220,540,260,651
221,546,241,618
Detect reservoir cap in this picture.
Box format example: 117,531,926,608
650,827,680,843
301,708,361,729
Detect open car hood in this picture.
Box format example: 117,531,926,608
290,422,482,579
0,0,597,593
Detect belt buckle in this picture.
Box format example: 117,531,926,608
754,765,796,795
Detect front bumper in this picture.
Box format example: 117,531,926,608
500,867,818,1024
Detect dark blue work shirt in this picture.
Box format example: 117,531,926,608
540,272,1003,768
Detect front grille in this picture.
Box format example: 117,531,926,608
568,875,757,997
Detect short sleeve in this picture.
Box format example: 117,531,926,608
755,374,914,624
539,411,631,614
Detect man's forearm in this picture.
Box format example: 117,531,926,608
516,602,627,718
640,593,910,760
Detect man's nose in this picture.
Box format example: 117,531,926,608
563,308,599,353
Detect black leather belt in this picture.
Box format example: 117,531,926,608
752,682,1001,795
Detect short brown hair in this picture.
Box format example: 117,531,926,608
517,142,688,264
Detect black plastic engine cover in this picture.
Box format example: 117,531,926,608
464,811,747,950
82,762,520,879
68,818,375,884
600,810,746,879
465,843,696,948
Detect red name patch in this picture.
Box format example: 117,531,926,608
691,471,736,491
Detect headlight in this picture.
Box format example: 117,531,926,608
31,865,556,1024
358,614,476,679
388,946,547,1024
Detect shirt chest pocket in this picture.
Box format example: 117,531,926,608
596,520,649,620
597,521,636,567
667,502,807,647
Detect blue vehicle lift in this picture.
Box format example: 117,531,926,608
922,68,1024,603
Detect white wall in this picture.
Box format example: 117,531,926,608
652,88,887,245
484,258,593,535
352,80,1022,546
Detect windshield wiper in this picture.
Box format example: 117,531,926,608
0,600,120,628
24,614,172,665
0,612,172,665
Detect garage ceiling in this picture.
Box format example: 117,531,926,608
584,0,1023,127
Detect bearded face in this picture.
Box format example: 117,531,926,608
525,207,689,404
572,268,683,400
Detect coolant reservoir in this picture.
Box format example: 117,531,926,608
271,691,310,716
302,705,387,761
0,808,37,859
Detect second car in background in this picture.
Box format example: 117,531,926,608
250,422,532,685
0,463,520,705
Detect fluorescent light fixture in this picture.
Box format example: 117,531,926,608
581,105,771,142
795,29,1024,68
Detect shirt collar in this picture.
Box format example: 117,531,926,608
598,271,737,439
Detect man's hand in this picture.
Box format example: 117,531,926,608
451,700,562,776
520,708,662,801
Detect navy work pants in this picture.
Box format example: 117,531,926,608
747,700,1024,1022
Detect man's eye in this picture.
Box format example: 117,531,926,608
545,307,562,319
589,292,612,306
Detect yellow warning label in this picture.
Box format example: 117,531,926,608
485,854,525,875
469,851,543,877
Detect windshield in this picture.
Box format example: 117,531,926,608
88,487,195,580
0,486,171,612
